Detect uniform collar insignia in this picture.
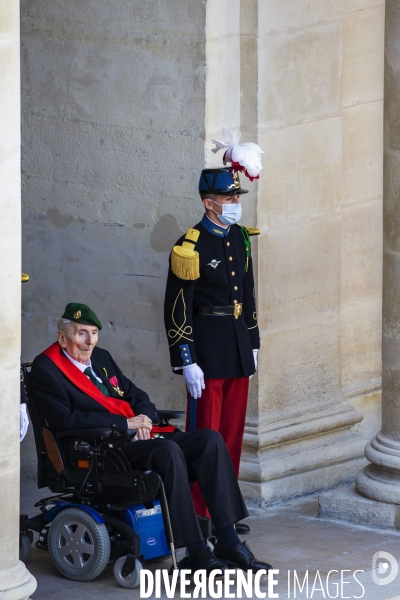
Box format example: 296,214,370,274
201,214,230,238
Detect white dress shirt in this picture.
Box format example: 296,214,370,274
62,350,103,383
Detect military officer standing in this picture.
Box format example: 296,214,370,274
164,131,262,524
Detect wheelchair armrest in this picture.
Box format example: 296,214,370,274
157,410,186,421
55,428,114,439
56,428,136,453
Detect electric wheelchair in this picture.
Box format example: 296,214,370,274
19,362,211,588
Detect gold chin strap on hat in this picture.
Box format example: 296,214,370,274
171,228,201,280
21,273,29,282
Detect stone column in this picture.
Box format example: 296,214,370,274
238,0,384,505
203,0,384,505
0,0,37,598
356,0,400,505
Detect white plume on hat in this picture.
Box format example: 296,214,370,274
211,128,264,181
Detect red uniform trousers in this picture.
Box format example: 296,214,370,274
186,376,250,517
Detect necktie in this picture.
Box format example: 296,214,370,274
84,367,110,396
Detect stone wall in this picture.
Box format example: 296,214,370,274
0,0,22,573
20,0,385,503
383,0,400,442
0,0,37,596
354,0,400,505
238,0,385,503
20,0,207,475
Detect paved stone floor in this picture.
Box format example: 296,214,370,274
21,479,400,599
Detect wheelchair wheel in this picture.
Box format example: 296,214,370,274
48,507,110,581
113,555,142,588
19,533,32,563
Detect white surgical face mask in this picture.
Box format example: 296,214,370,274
211,200,242,226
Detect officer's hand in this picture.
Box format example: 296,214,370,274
127,414,152,432
183,363,205,399
249,349,258,380
20,403,29,442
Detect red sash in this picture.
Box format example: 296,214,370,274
43,342,175,436
43,342,134,418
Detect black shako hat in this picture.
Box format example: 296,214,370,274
62,303,103,330
199,167,249,196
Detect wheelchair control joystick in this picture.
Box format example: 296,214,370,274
111,424,118,438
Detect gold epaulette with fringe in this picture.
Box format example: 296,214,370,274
244,226,261,236
171,228,200,280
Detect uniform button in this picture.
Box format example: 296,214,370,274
184,353,188,357
182,347,186,351
229,256,233,261
234,286,238,291
185,360,189,363
233,300,237,304
231,271,235,276
227,242,230,247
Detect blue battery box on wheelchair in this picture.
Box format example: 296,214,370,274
125,500,171,561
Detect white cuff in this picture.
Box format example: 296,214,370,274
173,363,198,371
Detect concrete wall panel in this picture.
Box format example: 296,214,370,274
341,102,384,206
21,20,204,131
0,0,37,595
259,118,341,228
384,150,400,253
259,1,342,33
242,0,384,503
22,114,204,226
259,22,342,128
258,219,340,331
344,0,384,12
258,317,341,420
343,5,385,107
341,199,383,304
20,0,206,477
205,0,241,155
341,299,382,396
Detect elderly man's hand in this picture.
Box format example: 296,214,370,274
127,414,152,440
136,427,151,440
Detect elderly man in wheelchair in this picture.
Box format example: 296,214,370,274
23,303,271,587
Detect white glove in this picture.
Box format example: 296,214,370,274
20,403,29,442
250,349,258,380
183,364,205,399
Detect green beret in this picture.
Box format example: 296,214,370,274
62,303,102,330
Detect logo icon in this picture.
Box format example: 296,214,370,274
146,537,157,546
372,551,398,586
208,260,221,269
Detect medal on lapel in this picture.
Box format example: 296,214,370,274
103,368,124,396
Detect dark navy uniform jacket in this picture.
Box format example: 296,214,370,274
30,346,158,433
164,215,260,379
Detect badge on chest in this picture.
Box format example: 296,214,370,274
207,259,221,269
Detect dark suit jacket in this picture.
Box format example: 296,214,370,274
30,345,158,433
164,218,260,379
